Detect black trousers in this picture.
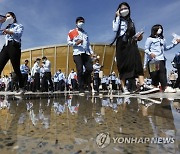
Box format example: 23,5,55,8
22,74,28,90
33,73,40,91
41,72,54,91
0,41,23,88
111,80,117,90
54,82,59,91
174,67,180,88
59,79,65,91
93,73,100,92
102,83,107,90
73,54,93,91
148,60,167,90
71,79,78,90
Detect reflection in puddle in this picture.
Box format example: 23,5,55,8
0,94,179,153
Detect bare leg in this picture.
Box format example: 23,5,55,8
138,75,144,86
121,79,126,89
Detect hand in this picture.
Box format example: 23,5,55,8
176,39,180,43
0,17,6,23
116,9,120,17
2,29,13,35
137,33,143,41
150,53,156,59
76,39,83,45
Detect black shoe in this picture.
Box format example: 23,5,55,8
139,85,158,95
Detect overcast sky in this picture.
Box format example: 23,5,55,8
0,0,180,72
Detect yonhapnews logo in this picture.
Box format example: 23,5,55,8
96,132,175,148
96,132,111,148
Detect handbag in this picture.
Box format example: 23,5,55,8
149,60,160,72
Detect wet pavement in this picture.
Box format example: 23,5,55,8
0,91,179,154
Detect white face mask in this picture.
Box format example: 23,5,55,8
120,9,129,17
5,16,14,25
157,28,162,35
77,22,84,29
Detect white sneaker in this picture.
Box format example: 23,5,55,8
122,87,130,95
164,87,176,93
175,88,180,92
15,89,25,95
139,85,159,95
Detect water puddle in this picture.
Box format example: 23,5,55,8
0,93,179,153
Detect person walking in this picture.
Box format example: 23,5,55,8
93,59,102,92
68,69,78,91
172,52,180,90
0,12,24,94
20,59,30,91
67,17,94,94
112,2,154,95
144,24,180,92
41,56,54,92
31,58,41,92
53,70,60,91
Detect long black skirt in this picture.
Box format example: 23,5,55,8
116,37,144,80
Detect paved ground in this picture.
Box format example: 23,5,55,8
0,90,179,154
0,90,179,99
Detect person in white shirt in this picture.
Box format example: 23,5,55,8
101,75,108,90
109,72,117,90
20,59,30,90
68,69,78,91
31,58,41,92
112,2,155,95
67,17,94,93
53,70,60,91
41,56,54,92
144,24,180,92
0,12,24,95
93,59,102,92
58,69,65,91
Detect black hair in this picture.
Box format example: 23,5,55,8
0,15,6,18
36,58,41,61
6,12,17,23
110,2,134,46
150,24,164,39
42,56,47,60
115,2,131,20
76,16,85,23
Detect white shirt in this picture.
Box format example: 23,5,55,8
58,72,65,81
67,28,94,55
112,16,127,36
42,60,51,72
31,62,40,75
93,63,101,73
145,37,177,61
68,71,77,80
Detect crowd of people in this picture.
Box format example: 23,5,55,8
0,59,123,93
0,2,180,95
0,58,179,94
